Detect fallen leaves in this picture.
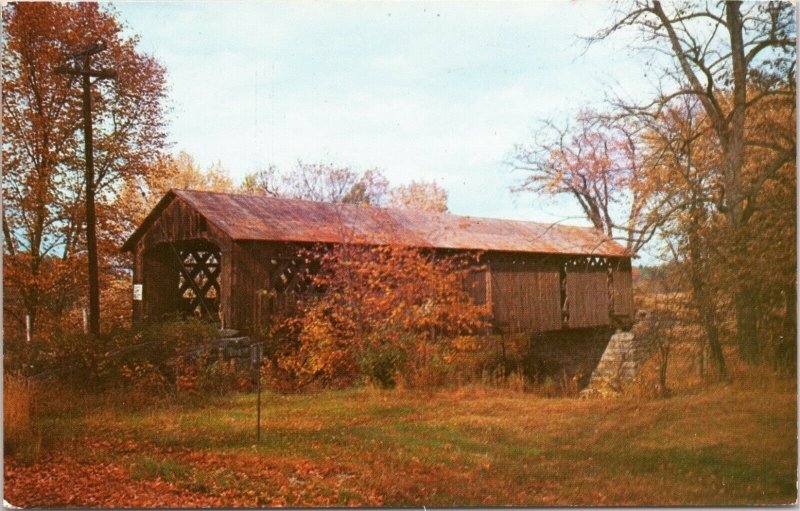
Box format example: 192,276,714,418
3,385,796,507
5,438,388,509
5,458,219,508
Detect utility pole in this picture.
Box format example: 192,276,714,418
56,43,116,336
251,343,263,442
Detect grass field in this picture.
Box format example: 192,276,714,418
4,378,797,507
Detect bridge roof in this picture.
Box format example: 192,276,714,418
122,189,629,258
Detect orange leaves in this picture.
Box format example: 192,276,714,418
273,243,488,389
121,360,169,395
4,457,212,508
174,356,251,396
512,111,641,242
388,180,449,213
3,1,168,345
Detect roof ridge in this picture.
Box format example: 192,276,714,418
124,189,629,257
170,188,601,234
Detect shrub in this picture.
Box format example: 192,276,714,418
273,243,489,390
107,317,222,389
120,360,170,398
358,342,408,388
175,355,250,397
4,315,222,394
261,361,300,394
407,355,454,389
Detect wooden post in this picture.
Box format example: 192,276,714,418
252,344,263,441
25,315,31,343
81,56,100,336
485,260,493,320
55,44,116,336
257,370,262,442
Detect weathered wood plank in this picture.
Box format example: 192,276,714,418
566,267,610,329
130,194,634,336
490,255,562,334
612,260,634,317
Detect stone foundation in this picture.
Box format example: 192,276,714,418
525,328,614,388
583,328,657,396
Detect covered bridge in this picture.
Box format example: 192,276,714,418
122,189,633,336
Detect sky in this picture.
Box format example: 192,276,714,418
115,0,658,258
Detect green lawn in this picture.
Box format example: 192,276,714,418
4,383,797,507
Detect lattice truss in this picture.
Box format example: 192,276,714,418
178,248,221,317
268,255,314,293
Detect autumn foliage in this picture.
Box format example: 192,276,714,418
2,2,169,353
266,243,489,389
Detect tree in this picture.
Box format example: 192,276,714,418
2,3,168,338
388,180,449,213
273,242,488,388
114,150,235,244
167,151,235,193
511,111,672,254
640,96,729,377
240,164,281,197
281,162,389,206
591,0,796,362
241,162,390,206
242,165,451,214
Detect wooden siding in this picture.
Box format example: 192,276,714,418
133,197,233,327
128,194,635,335
230,240,314,334
230,241,276,333
612,260,634,317
490,256,562,334
132,247,144,321
463,267,489,305
139,197,228,250
566,267,610,328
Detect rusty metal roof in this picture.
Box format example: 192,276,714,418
123,189,629,257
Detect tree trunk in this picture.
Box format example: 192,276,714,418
734,288,760,364
657,342,670,397
692,279,727,380
723,1,761,365
26,308,37,341
697,338,706,379
777,284,796,373
686,206,727,378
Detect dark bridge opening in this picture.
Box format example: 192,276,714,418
142,239,221,322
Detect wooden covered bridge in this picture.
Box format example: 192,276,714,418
122,189,634,337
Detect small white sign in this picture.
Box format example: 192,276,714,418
133,283,143,301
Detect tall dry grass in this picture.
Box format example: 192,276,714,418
3,374,98,464
623,340,796,399
4,374,33,437
4,374,40,461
